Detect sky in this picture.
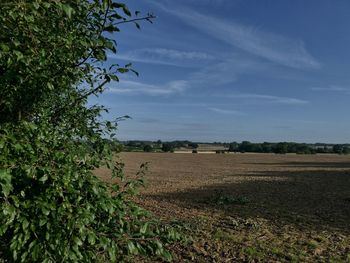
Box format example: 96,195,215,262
91,0,350,143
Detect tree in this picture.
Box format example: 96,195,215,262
143,144,153,152
342,147,350,155
239,141,253,153
228,142,238,152
188,142,199,149
0,1,178,262
333,144,343,154
162,143,174,152
274,142,288,154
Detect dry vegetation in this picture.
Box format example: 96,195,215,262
96,153,350,262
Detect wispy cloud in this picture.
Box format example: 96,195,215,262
208,107,243,115
157,3,320,69
108,48,214,67
311,85,350,93
227,93,309,104
141,48,214,60
190,57,264,85
106,79,189,95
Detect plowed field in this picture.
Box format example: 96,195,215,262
97,153,350,262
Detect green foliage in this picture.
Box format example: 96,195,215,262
228,142,238,152
274,142,288,154
233,141,321,154
333,144,350,155
0,121,179,262
0,0,180,262
143,145,153,152
161,143,174,153
188,143,198,149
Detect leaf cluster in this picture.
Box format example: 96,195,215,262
0,1,179,262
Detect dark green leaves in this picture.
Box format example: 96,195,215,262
0,169,12,197
61,4,74,19
0,1,181,262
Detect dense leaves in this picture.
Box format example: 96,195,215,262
0,0,179,262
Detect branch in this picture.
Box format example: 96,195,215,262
113,15,156,26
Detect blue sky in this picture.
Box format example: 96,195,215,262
92,0,350,143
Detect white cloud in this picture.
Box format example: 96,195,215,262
108,48,214,67
106,79,189,95
190,57,264,85
157,4,320,69
227,93,309,104
208,107,243,115
140,48,214,60
311,85,349,92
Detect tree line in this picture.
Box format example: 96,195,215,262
119,140,350,154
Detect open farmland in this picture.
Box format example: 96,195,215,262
96,153,350,262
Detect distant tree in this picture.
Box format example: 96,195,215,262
143,145,153,152
342,147,350,155
188,142,199,149
162,143,174,152
228,142,239,152
274,143,288,154
110,139,124,152
333,144,343,154
287,143,298,153
261,142,273,153
251,143,263,153
239,141,253,153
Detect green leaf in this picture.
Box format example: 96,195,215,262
127,241,138,254
39,174,48,183
122,6,131,16
33,2,40,10
14,50,24,61
0,169,12,197
73,237,83,246
41,207,50,216
22,218,29,231
87,233,96,245
140,222,149,235
62,4,74,19
47,83,54,90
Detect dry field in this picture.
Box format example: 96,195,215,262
97,153,350,262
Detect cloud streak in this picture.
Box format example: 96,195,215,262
227,93,309,104
311,85,350,93
158,3,320,69
106,79,189,95
208,107,243,115
190,57,264,85
108,48,214,67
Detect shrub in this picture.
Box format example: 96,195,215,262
162,143,174,153
0,1,181,262
143,145,153,152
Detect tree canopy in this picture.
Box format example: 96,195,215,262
0,1,180,262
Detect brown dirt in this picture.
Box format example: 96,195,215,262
96,153,350,262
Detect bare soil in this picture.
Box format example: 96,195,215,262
97,153,350,262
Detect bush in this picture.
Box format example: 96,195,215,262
162,143,174,153
143,145,153,152
0,121,179,262
0,1,181,262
